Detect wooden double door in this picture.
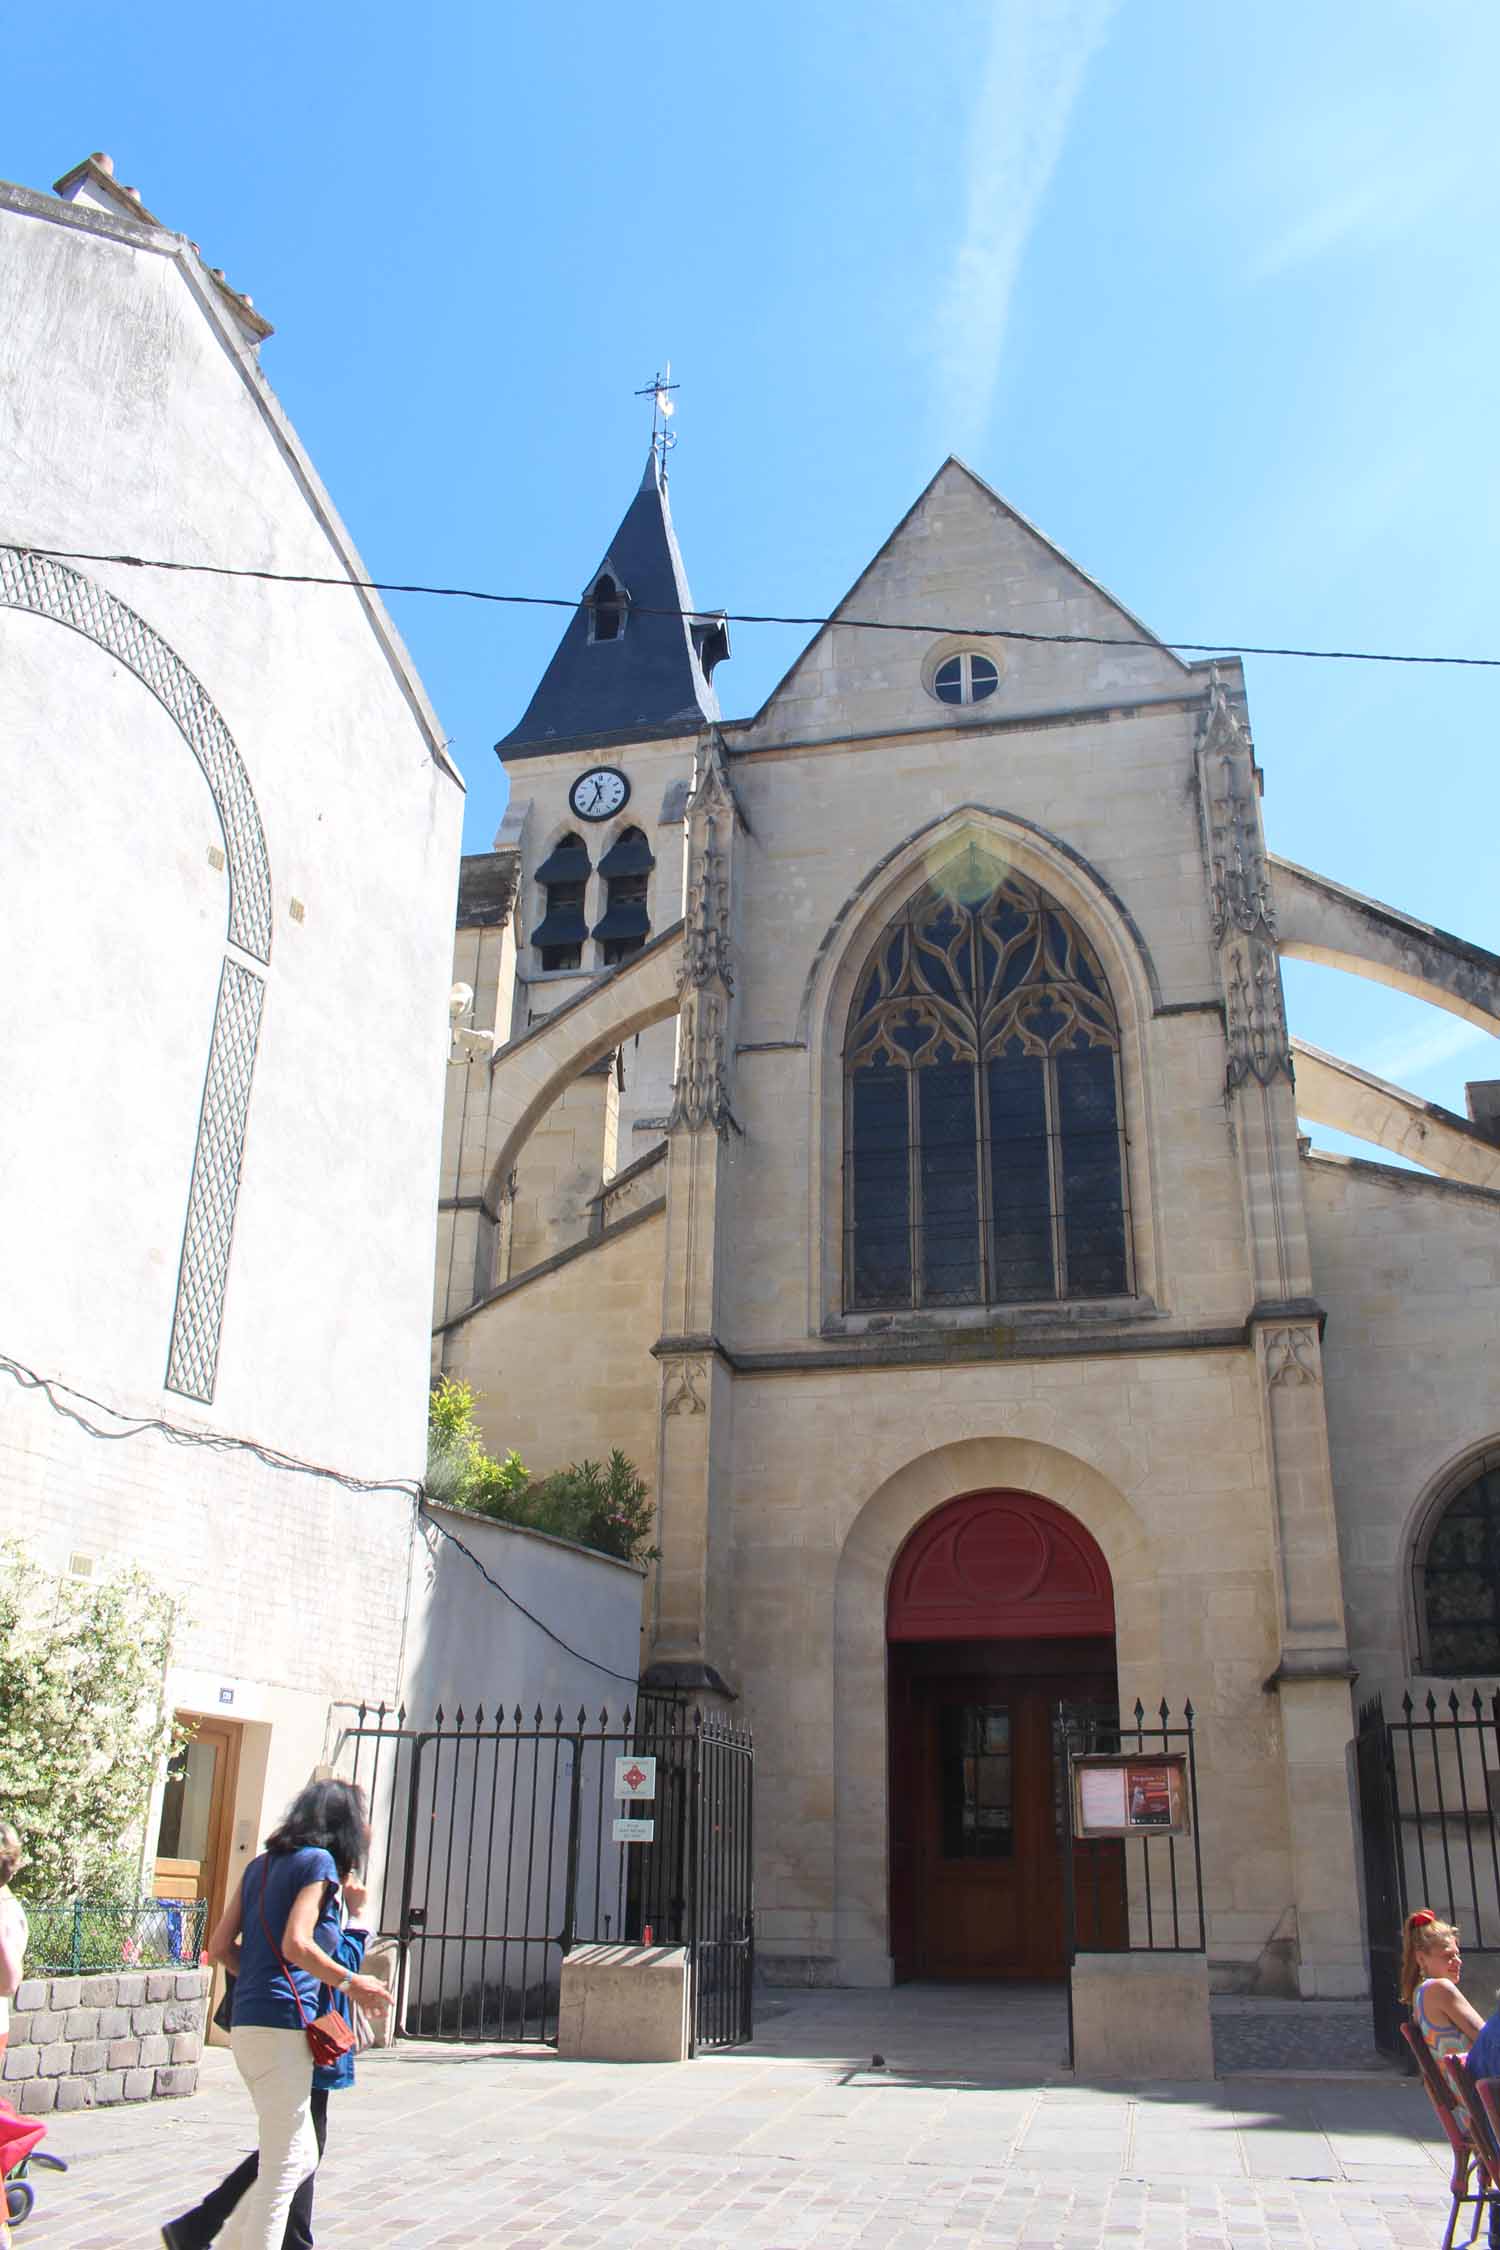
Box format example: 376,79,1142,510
889,1641,1118,1981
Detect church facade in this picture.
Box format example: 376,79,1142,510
434,451,1500,2000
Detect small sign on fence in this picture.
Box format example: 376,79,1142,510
612,1817,656,1843
1072,1752,1189,1837
614,1754,657,1801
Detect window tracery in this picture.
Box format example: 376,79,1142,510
1419,1455,1500,1674
844,850,1131,1311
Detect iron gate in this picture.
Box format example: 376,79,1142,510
1356,1690,1500,2056
336,1698,753,2051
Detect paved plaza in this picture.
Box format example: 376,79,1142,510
16,1987,1456,2250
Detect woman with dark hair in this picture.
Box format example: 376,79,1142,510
183,1780,390,2250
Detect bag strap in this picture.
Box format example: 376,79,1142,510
254,1859,314,2030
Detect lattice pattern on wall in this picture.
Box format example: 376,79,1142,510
0,547,273,963
2,546,275,1404
165,961,266,1402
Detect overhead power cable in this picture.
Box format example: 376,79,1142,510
1,1348,639,1687
11,542,1500,670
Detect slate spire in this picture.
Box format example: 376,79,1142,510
499,451,730,755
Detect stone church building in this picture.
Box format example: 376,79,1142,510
434,448,1500,2002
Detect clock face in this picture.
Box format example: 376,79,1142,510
568,766,630,822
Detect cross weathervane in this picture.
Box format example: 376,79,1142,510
634,364,679,482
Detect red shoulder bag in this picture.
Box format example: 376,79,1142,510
255,1863,355,2070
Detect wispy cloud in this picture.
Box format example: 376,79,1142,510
931,0,1118,453
1368,1012,1497,1089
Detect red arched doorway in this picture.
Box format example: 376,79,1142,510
887,1490,1119,1981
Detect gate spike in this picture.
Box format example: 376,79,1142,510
514,1703,524,1726
1133,1698,1145,1723
475,1703,485,1728
1183,1699,1194,1724
615,1705,626,1733
356,1700,367,1725
1426,1691,1439,1718
455,1704,465,1728
1474,1691,1486,1719
1449,1689,1462,1717
554,1705,564,1731
534,1703,544,1726
396,1703,406,1727
1158,1697,1170,1724
1402,1691,1414,1718
435,1704,445,1727
577,1705,588,1731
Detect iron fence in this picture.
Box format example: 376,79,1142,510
1356,1689,1500,2055
25,1896,207,1974
1057,1699,1206,1957
335,1697,752,2051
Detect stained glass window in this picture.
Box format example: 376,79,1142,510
1422,1463,1500,1675
844,850,1131,1310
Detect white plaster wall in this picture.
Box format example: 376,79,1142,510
0,183,463,1832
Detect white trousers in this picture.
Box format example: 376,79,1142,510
220,2025,317,2250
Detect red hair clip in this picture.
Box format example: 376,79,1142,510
1410,1910,1437,1928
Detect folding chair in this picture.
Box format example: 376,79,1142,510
1401,2025,1493,2250
1444,2055,1500,2249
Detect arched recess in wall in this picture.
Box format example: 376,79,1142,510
0,548,272,1403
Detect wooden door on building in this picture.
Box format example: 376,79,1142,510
889,1654,1124,1980
152,1716,240,1933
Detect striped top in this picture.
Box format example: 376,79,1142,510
1414,1979,1470,2063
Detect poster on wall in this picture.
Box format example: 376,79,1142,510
1072,1753,1189,1837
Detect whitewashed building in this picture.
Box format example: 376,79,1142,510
0,152,466,1927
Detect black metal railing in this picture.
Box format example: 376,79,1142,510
1357,1689,1500,2055
335,1698,752,2051
1057,1698,1206,1958
25,1896,207,1974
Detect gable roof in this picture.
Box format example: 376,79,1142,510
742,454,1189,731
0,160,459,785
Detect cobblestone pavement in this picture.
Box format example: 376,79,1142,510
1209,1999,1391,2076
17,1988,1449,2250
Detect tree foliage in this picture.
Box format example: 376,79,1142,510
0,1542,182,1900
426,1380,657,1565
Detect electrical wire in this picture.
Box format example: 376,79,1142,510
417,1504,640,1689
10,542,1500,670
1,1348,641,1688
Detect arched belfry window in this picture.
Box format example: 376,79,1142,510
588,573,625,643
593,826,653,966
844,851,1131,1311
532,832,591,971
1418,1454,1500,1674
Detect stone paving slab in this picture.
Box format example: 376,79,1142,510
12,1989,1451,2248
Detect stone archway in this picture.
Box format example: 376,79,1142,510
0,548,272,1402
832,1436,1155,1985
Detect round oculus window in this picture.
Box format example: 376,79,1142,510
932,651,1000,706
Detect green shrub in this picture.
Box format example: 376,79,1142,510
426,1381,657,1565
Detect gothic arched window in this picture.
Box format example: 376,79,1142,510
844,853,1131,1311
589,573,624,643
1419,1456,1500,1674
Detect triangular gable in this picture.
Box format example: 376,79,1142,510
739,457,1189,748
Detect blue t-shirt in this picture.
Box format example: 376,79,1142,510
231,1848,341,2030
1468,2008,1500,2086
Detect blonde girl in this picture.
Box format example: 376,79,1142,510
1402,1908,1486,2061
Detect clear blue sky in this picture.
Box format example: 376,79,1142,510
9,0,1498,1158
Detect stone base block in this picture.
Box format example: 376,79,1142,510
1070,1951,1214,2081
557,1944,690,2064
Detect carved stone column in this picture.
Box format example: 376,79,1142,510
1196,680,1364,1996
646,732,743,1701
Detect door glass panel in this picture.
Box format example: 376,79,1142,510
939,1704,1013,1859
155,1738,218,1865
